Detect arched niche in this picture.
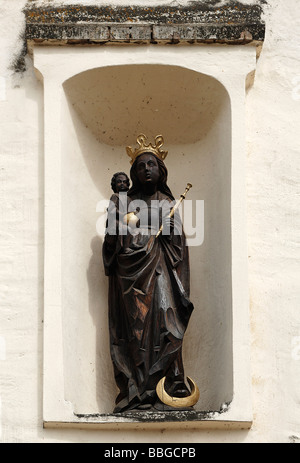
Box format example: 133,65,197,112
60,64,232,414
35,45,255,428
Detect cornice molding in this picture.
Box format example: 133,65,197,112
24,2,266,45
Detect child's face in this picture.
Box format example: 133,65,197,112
115,174,129,192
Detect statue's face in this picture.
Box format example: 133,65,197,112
136,153,160,186
115,174,128,192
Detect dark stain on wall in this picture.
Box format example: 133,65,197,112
13,1,266,72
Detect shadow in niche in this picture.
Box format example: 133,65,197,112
62,63,233,415
61,92,120,413
86,235,117,413
63,64,225,148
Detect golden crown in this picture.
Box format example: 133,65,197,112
126,134,168,165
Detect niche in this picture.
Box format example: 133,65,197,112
35,45,255,428
61,64,232,414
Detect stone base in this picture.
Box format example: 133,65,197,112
44,408,252,430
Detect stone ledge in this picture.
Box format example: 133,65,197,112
43,409,253,430
25,23,262,44
24,2,266,44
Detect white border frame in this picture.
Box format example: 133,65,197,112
33,45,256,429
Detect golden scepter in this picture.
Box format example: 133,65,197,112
156,183,192,238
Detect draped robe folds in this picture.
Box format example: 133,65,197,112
103,191,194,412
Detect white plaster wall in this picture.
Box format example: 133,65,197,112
0,0,299,443
246,1,300,442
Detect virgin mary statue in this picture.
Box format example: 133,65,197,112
103,134,195,413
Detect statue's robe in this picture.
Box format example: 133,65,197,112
103,191,193,412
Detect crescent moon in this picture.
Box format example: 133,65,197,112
156,376,200,408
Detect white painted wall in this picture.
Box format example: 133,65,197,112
0,0,299,443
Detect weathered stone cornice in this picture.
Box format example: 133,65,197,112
24,2,266,45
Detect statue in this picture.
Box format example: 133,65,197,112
110,172,130,194
103,134,199,413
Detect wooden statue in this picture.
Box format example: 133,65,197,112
103,134,198,412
